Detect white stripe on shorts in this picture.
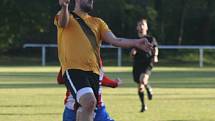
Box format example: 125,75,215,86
66,70,77,93
77,87,94,103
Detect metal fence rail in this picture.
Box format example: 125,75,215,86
23,44,215,67
23,44,57,66
159,45,215,67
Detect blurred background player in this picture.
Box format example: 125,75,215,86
130,18,159,112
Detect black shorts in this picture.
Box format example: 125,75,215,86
132,62,153,83
63,69,100,103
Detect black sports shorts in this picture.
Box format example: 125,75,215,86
132,62,153,83
63,69,100,103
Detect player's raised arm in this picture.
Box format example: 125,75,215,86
153,47,159,63
58,0,70,28
101,76,122,88
102,31,153,52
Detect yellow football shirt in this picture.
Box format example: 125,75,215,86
54,12,111,75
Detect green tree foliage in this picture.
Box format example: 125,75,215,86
0,0,58,53
0,0,215,53
94,0,158,38
153,0,215,45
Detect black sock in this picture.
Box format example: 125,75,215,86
145,84,153,100
138,91,145,107
145,84,151,92
144,84,148,88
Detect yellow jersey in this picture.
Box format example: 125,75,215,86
54,12,111,75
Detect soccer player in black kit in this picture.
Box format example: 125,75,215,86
131,18,159,112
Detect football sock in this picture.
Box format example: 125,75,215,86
145,84,153,100
138,91,145,107
139,91,147,112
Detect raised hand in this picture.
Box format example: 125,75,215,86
58,0,70,28
115,78,122,86
130,48,137,57
153,56,158,63
59,0,70,7
136,38,153,52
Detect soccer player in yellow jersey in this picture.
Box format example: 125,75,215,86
55,0,153,121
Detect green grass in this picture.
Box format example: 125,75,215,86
0,66,215,121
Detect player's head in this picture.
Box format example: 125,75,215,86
136,18,148,37
75,0,94,13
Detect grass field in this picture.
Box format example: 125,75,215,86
0,66,215,121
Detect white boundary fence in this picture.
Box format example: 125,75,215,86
23,44,215,67
23,44,57,66
23,44,122,66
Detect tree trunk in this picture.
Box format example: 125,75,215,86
201,0,213,44
178,0,187,45
155,0,165,43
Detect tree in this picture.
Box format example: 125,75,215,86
178,0,188,45
0,0,57,53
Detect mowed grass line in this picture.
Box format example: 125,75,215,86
103,88,215,121
0,66,215,121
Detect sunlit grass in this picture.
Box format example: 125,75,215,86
0,66,215,121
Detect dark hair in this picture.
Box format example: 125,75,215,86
137,18,147,25
137,17,147,23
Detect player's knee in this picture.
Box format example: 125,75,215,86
83,99,96,113
79,93,97,112
139,84,145,92
139,73,149,84
85,98,96,111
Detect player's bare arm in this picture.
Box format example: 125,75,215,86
58,0,70,28
153,47,159,63
103,31,153,52
130,48,137,57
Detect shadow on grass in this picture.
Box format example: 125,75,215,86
164,120,199,121
104,93,215,100
121,80,215,88
1,82,215,89
0,72,56,77
0,83,64,89
107,71,215,88
0,104,56,108
0,71,215,89
0,113,61,116
121,83,215,88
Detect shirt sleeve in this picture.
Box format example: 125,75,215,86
57,67,65,84
98,18,111,39
101,75,118,88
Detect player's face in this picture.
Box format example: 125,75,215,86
80,0,94,13
136,20,148,37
